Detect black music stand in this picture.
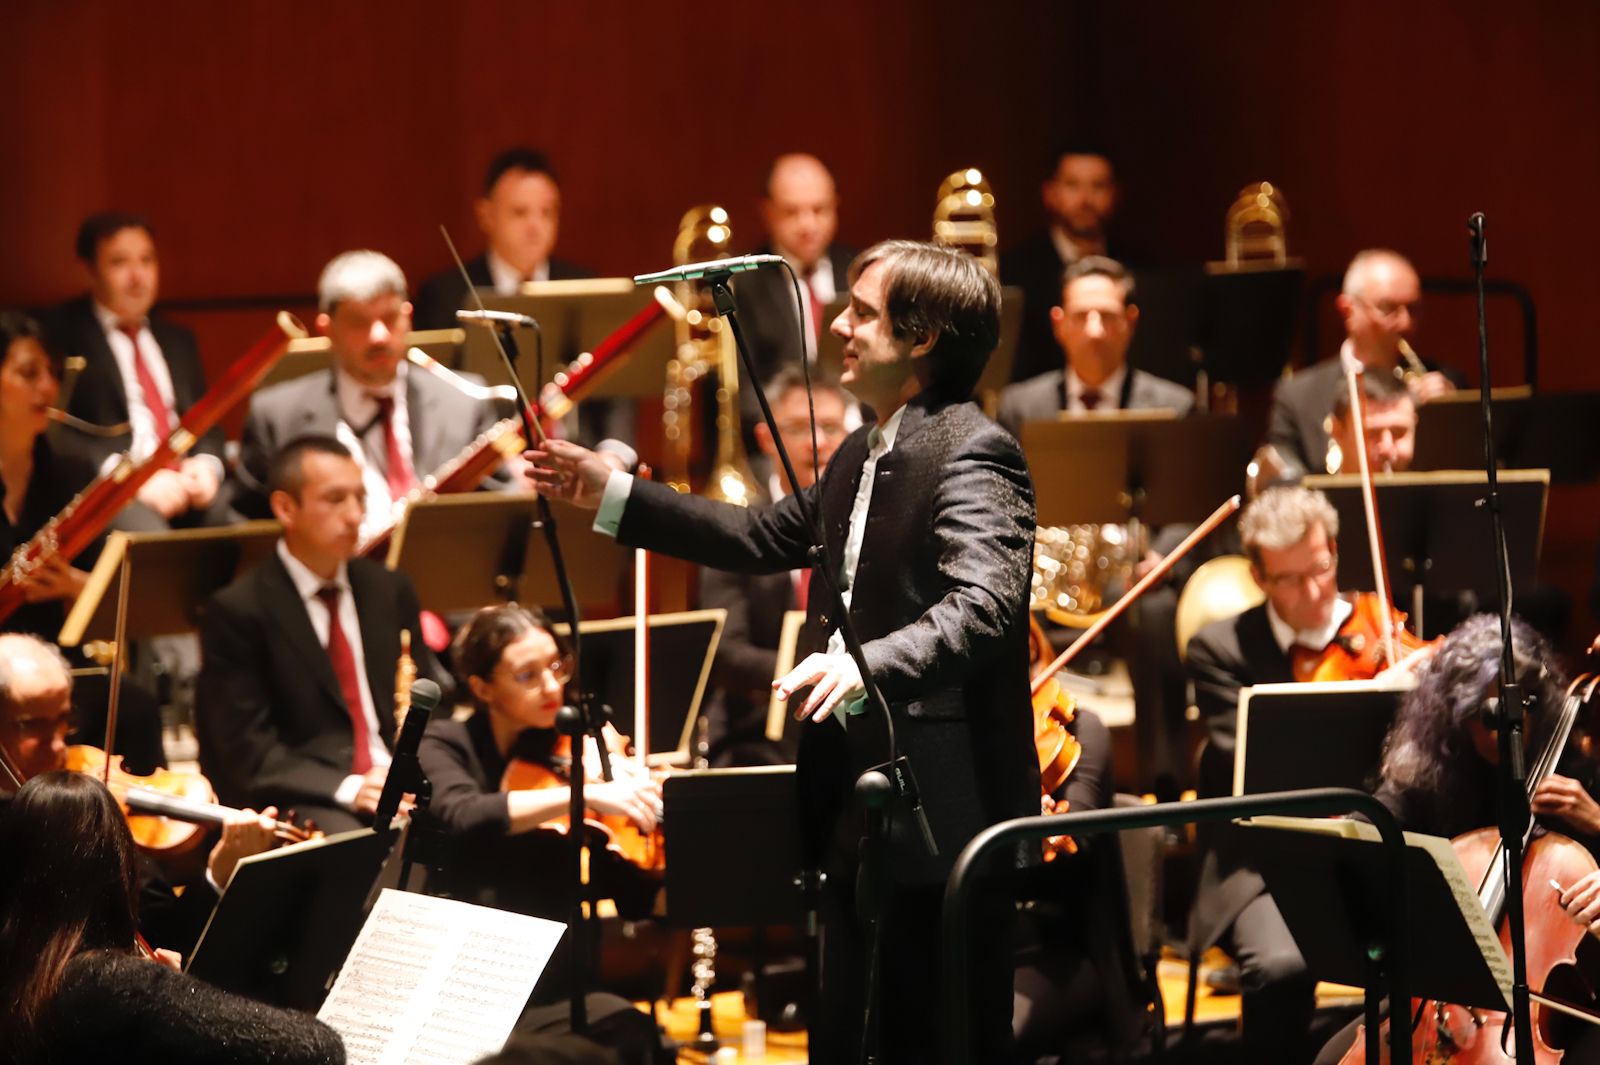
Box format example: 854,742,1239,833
1020,413,1254,527
187,827,400,1010
1413,388,1600,483
1197,266,1305,385
384,491,628,613
662,765,806,928
1233,680,1408,796
550,610,724,768
1304,470,1547,635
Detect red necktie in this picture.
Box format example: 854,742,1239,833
119,325,174,441
316,585,373,774
794,568,812,612
1080,388,1102,412
373,396,416,500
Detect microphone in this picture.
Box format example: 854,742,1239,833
632,253,786,286
374,677,442,829
456,308,540,328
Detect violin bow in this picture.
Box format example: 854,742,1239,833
1345,367,1401,667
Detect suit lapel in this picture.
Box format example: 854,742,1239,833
349,563,397,746
75,302,130,422
260,554,347,710
405,371,443,478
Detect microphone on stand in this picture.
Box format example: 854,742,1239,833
632,253,786,286
456,309,541,328
374,678,442,828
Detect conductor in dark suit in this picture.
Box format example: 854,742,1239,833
197,435,429,833
698,368,851,767
1185,486,1355,1065
532,240,1039,1063
412,147,593,331
47,212,224,529
1266,248,1457,477
230,250,517,537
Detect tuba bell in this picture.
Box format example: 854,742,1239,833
932,167,999,277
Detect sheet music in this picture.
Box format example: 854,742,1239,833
318,889,564,1065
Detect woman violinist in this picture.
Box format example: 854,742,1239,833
0,770,343,1065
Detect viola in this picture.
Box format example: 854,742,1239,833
1290,591,1437,684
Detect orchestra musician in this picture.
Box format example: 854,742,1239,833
1326,371,1417,475
229,250,519,538
699,367,851,767
45,212,225,530
0,312,165,772
0,771,343,1065
530,240,1040,1064
0,632,278,954
196,435,432,832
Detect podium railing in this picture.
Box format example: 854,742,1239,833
940,787,1412,1065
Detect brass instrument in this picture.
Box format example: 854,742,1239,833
1396,338,1427,386
1220,182,1292,269
394,629,416,729
932,168,999,276
1031,522,1142,628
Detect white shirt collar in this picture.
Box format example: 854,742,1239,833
486,249,549,295
1338,339,1363,375
1265,596,1353,655
92,299,145,335
871,403,908,453
1066,365,1126,409
1050,227,1101,266
335,360,407,418
276,539,350,601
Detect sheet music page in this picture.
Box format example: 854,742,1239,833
317,889,564,1065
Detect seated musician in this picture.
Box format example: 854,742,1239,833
996,255,1197,799
44,212,226,531
196,435,435,832
1185,485,1355,1064
0,311,164,772
0,632,278,954
0,771,342,1065
229,250,530,539
699,367,851,766
1326,371,1417,475
415,603,661,922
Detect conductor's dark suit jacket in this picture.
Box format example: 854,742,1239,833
45,295,225,470
614,390,1040,884
195,554,421,811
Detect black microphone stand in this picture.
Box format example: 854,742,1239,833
1468,213,1535,1064
704,271,935,1065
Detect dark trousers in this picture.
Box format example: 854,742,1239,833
1222,891,1317,1065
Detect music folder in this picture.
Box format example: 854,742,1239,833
1234,680,1411,797
662,765,805,928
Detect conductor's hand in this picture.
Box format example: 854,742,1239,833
207,805,279,890
525,439,614,509
1559,870,1600,939
1533,774,1600,836
588,776,662,833
776,652,864,724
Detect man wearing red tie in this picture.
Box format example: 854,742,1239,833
196,435,429,832
47,212,225,528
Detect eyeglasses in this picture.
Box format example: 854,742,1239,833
1259,553,1338,592
501,655,574,687
1354,295,1420,323
3,711,75,740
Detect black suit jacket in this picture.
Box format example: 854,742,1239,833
410,252,593,332
195,554,422,810
617,391,1040,884
45,295,224,470
228,365,507,520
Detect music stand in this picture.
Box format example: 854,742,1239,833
1234,680,1410,797
187,827,400,1010
550,609,725,768
457,280,676,398
384,491,628,613
765,609,808,744
1414,388,1600,484
259,329,467,390
1304,470,1548,631
1020,413,1253,527
1197,266,1305,385
662,765,805,927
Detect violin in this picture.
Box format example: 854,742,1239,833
1291,592,1436,684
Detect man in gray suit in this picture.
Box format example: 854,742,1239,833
230,250,518,536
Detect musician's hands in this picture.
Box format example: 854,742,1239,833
179,457,220,509
18,554,88,603
1131,550,1165,585
776,652,864,724
151,948,183,971
1407,370,1454,405
207,805,280,890
137,468,191,519
524,439,615,509
1533,774,1600,836
350,766,414,823
1558,870,1600,938
588,776,663,833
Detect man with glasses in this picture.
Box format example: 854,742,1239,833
1183,486,1349,1065
1266,249,1456,477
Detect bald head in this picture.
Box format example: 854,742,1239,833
1341,249,1418,300
0,634,73,784
1337,249,1421,368
762,153,838,271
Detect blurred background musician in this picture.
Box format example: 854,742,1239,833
412,147,593,331
229,251,516,538
0,312,164,771
699,368,851,767
198,435,432,832
0,633,278,955
1001,144,1125,384
45,212,225,531
1325,370,1417,476
0,771,342,1065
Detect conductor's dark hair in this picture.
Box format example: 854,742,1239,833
483,148,559,196
267,434,357,501
74,212,154,264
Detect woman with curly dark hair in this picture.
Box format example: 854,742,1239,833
0,771,343,1065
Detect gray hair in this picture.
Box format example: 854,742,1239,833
0,633,73,712
1340,248,1416,298
1239,486,1339,566
317,250,408,312
762,365,845,409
